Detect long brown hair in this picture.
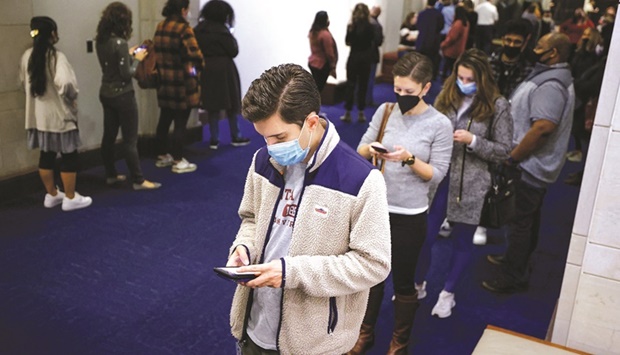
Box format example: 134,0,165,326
96,2,133,43
435,48,500,122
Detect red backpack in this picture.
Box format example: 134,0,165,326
134,39,159,89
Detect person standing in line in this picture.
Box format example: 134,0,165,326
307,10,338,93
20,16,92,211
440,6,470,81
416,0,445,79
421,49,513,318
194,0,250,151
482,33,575,294
95,2,161,191
489,19,535,99
475,0,499,54
560,7,595,51
462,0,479,50
366,5,384,107
153,0,204,173
340,3,375,123
348,52,453,354
226,63,391,354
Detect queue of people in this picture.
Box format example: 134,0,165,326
19,1,614,353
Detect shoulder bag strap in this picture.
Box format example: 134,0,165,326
373,103,395,173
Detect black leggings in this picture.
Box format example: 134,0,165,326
390,211,428,295
39,150,79,172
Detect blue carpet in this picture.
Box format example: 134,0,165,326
0,81,580,354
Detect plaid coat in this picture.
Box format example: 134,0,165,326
154,15,204,109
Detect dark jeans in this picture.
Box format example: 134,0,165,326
344,56,371,111
155,108,191,161
390,211,428,295
501,179,547,284
419,47,441,79
309,63,330,93
100,92,144,184
442,56,457,80
208,109,241,144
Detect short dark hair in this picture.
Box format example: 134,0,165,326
502,19,532,39
200,0,235,26
392,51,434,85
242,64,320,127
427,0,438,7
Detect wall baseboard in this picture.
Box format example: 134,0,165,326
0,126,203,204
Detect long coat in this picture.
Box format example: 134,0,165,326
446,97,513,225
194,21,241,113
154,15,204,110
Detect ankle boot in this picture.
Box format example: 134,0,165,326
387,293,419,355
346,283,384,354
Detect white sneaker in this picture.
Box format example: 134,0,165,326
566,150,582,162
44,189,65,208
473,226,487,245
172,158,197,174
155,154,174,167
431,290,456,318
438,218,453,237
415,281,427,300
62,192,92,211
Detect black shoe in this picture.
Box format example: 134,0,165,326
357,112,367,123
487,254,506,265
482,279,527,294
231,137,251,147
564,171,583,186
340,111,352,123
209,140,219,150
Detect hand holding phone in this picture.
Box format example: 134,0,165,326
370,143,389,154
214,266,258,282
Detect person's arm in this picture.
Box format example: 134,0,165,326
117,39,141,82
220,31,240,58
469,100,514,163
510,82,566,162
510,119,557,161
54,52,79,116
357,103,389,159
321,31,337,71
441,20,461,48
181,25,205,72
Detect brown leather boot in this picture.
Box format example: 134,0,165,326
346,283,385,354
386,293,419,355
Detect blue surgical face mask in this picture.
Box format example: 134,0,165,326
266,120,313,166
456,78,477,96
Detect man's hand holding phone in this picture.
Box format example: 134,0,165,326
221,246,283,288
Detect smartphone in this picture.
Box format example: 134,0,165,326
133,45,147,55
371,144,389,154
213,266,257,282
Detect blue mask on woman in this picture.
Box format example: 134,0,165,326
456,78,477,96
266,121,313,166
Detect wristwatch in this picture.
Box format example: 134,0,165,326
401,155,416,167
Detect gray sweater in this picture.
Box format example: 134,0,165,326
359,103,453,213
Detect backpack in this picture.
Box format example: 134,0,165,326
134,39,159,89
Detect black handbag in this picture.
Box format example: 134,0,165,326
478,111,520,229
479,163,519,229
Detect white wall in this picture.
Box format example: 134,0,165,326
199,0,402,95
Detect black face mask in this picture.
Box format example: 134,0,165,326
396,93,421,115
534,48,554,64
503,45,521,59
